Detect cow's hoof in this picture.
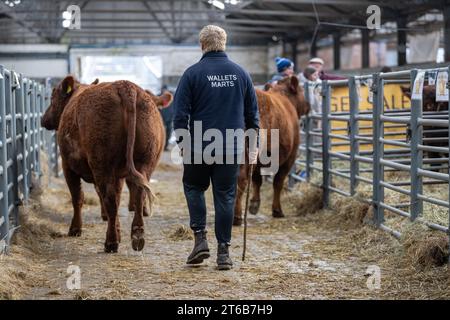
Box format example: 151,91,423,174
131,236,145,251
104,242,119,253
143,206,149,217
101,215,108,222
272,209,285,218
249,200,260,215
131,227,145,251
233,217,243,226
68,228,82,237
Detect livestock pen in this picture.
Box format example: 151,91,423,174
1,63,449,300
293,67,450,265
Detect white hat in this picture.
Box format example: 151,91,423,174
309,57,324,65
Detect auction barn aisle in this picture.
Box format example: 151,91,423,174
18,151,448,299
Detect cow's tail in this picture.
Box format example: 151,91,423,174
119,83,155,216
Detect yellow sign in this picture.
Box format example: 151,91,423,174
329,84,411,152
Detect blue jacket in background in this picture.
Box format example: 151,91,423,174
172,51,259,154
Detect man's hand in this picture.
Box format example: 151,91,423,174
249,148,258,165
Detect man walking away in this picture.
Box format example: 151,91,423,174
172,25,259,270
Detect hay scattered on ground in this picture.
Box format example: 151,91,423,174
0,156,66,300
332,197,370,227
83,195,99,206
74,290,92,300
401,222,449,268
286,183,323,216
13,201,64,253
157,161,179,172
169,224,193,241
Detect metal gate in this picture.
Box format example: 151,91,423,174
0,64,59,253
293,67,450,248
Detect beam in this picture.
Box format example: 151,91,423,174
0,17,315,26
7,8,334,17
310,35,317,58
0,25,290,33
444,3,450,62
397,15,407,66
258,0,385,5
333,31,341,70
0,2,50,42
361,28,370,68
291,40,298,70
142,0,174,41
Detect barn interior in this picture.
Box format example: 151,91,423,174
1,0,450,301
0,0,447,87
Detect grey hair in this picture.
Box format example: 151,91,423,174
199,25,227,53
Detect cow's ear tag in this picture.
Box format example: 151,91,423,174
66,85,72,94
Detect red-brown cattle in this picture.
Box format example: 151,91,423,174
233,76,310,225
41,76,169,252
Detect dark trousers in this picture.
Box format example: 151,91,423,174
183,161,239,244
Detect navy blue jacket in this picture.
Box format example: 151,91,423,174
172,51,259,154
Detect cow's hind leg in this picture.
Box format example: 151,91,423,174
63,167,84,236
130,182,146,251
97,179,123,253
127,179,150,217
272,154,296,218
249,166,262,215
94,185,108,221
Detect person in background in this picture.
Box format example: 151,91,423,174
159,84,174,151
269,57,295,84
380,66,392,73
308,57,346,81
298,66,320,84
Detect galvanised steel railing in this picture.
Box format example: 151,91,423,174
293,67,450,249
0,65,59,253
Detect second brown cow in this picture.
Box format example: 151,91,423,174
233,76,310,225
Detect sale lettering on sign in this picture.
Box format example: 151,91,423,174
326,84,411,152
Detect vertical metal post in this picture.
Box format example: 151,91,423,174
321,81,331,208
16,74,28,202
304,82,312,181
37,84,44,179
6,71,19,226
53,132,59,177
447,66,450,264
372,73,385,227
0,66,10,249
24,80,32,190
409,69,423,221
30,82,37,175
348,76,360,196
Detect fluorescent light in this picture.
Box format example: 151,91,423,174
211,0,225,10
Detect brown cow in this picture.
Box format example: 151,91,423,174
41,76,168,252
233,76,310,225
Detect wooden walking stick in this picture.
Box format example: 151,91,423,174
242,163,254,262
242,129,259,262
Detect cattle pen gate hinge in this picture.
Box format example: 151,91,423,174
370,83,378,94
